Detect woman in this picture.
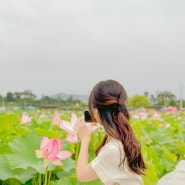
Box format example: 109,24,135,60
76,79,146,185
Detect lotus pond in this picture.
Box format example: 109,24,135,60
0,109,185,185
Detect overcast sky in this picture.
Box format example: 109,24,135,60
0,0,185,98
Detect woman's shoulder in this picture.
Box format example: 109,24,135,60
99,138,124,156
106,138,123,148
92,138,124,165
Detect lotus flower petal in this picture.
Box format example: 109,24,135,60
35,150,43,158
60,120,76,133
45,139,62,161
40,136,51,150
51,160,63,166
52,111,61,126
21,112,32,124
65,133,79,144
57,151,72,160
71,113,78,128
35,136,72,168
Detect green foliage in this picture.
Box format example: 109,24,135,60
0,109,185,185
0,154,36,184
49,176,102,185
2,89,181,109
0,113,30,145
127,94,150,108
156,91,176,106
5,133,46,173
1,90,88,110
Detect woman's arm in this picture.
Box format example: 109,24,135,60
76,116,98,182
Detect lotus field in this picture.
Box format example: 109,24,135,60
0,109,185,185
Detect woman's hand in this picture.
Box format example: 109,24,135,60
76,116,99,182
77,116,92,143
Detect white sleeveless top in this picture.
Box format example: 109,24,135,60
91,139,144,185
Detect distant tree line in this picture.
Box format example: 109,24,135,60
127,90,185,109
0,90,88,110
0,90,184,110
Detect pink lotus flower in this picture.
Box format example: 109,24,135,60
35,136,72,168
60,113,78,133
21,112,32,124
60,113,99,144
66,132,79,144
150,112,163,122
132,111,148,120
52,111,61,126
59,113,79,143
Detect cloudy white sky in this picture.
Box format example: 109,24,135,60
0,0,185,98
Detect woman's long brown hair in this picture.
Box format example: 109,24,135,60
89,80,146,175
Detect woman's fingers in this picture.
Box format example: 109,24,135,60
77,116,85,131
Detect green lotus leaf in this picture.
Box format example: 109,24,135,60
5,133,47,174
0,154,36,183
34,127,61,139
49,176,77,185
62,158,76,172
49,176,102,185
